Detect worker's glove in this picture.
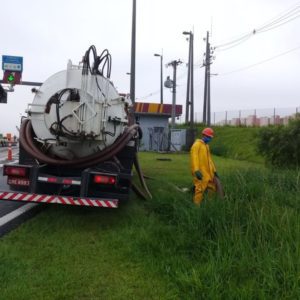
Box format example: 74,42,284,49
195,170,203,180
214,172,219,178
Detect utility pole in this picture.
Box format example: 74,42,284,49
203,31,214,125
183,31,194,128
130,0,136,104
167,59,182,129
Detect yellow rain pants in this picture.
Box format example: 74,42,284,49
190,139,217,205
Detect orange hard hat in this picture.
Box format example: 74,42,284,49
202,127,214,138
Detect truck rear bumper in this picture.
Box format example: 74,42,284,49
0,191,118,208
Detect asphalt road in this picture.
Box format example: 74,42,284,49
0,146,40,237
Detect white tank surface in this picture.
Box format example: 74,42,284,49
27,60,131,159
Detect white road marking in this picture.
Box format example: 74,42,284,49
0,203,38,227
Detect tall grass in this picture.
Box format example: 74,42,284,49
131,155,300,299
0,152,299,299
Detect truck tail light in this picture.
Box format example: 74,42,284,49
47,177,57,183
4,166,28,177
93,175,116,185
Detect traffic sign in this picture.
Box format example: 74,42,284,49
3,70,22,84
7,73,15,83
2,55,23,72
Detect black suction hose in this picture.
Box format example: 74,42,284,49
131,182,147,200
133,152,152,199
20,119,138,168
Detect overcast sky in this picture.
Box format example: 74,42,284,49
1,0,300,134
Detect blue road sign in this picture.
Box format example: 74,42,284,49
2,55,23,72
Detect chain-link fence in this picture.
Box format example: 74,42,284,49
193,106,299,126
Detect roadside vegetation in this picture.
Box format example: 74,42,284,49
257,117,300,168
0,127,299,299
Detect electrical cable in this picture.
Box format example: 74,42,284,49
257,13,300,33
214,3,300,51
218,45,300,76
256,3,300,31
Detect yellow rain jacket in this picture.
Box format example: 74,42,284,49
190,139,216,205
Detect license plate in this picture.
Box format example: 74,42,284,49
8,177,30,186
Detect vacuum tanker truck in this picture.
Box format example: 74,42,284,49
0,46,145,208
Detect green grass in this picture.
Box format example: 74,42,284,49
211,126,263,163
0,200,175,300
0,152,299,299
180,125,263,163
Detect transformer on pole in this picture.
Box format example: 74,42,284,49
166,59,182,129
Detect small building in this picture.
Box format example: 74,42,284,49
282,115,291,125
134,102,182,151
259,117,270,127
230,118,241,126
246,115,259,126
270,115,281,125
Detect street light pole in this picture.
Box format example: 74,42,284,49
190,32,194,127
130,0,136,104
154,51,163,104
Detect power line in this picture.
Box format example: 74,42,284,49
218,45,300,76
216,34,253,52
257,2,300,31
214,3,300,51
258,13,300,33
138,89,160,100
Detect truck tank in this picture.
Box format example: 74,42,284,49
20,46,138,168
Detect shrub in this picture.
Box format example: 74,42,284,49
257,117,300,168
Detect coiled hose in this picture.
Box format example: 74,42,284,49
20,118,138,168
19,118,152,199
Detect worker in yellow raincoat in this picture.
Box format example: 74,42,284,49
190,127,218,205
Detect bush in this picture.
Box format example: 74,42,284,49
257,117,300,168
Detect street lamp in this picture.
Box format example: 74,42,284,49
154,52,163,104
182,31,194,127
